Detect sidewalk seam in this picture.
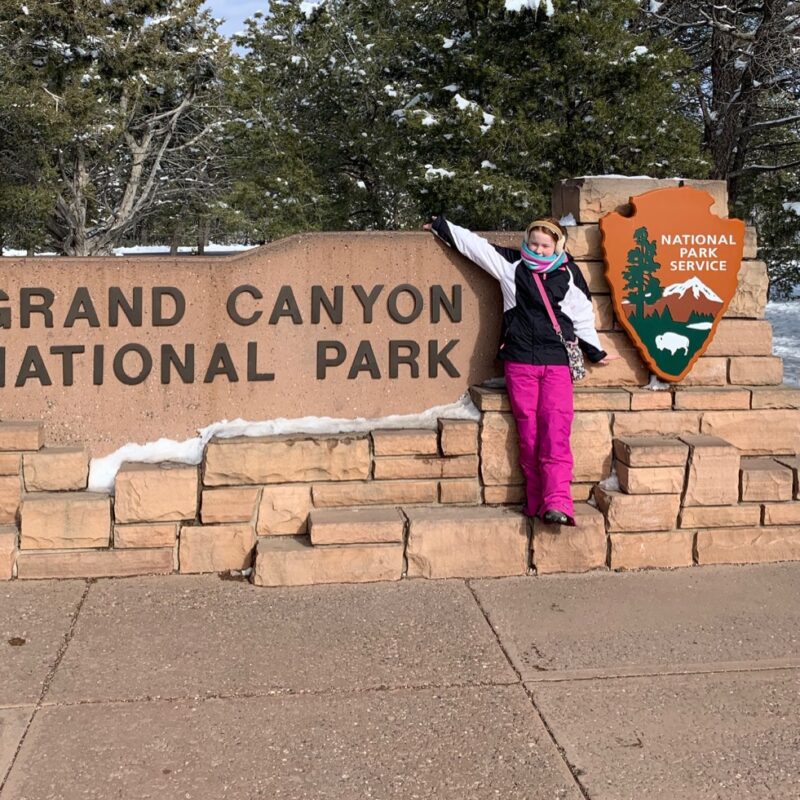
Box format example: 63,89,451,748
0,579,93,797
465,580,592,800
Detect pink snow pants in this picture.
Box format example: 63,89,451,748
504,361,575,523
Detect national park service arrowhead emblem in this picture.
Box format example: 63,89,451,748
600,186,745,382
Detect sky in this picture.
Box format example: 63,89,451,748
203,0,325,38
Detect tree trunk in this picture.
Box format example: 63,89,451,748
197,217,210,255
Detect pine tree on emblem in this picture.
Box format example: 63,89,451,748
623,226,662,320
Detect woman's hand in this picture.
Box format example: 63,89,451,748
598,354,621,365
422,215,438,232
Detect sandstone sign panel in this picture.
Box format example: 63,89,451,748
600,187,745,381
0,234,502,455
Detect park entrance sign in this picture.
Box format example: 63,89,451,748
600,186,745,382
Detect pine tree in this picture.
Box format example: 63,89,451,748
0,0,232,255
623,226,661,319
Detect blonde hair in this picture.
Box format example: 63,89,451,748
526,217,568,253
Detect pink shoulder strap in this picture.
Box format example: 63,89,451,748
531,271,562,335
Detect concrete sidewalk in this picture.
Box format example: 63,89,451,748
1,564,799,799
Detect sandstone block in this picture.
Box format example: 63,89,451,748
0,422,43,452
201,486,261,524
610,531,695,571
204,435,370,486
114,523,178,549
573,388,630,411
728,357,783,386
613,437,689,468
20,493,111,550
0,527,17,580
439,479,481,504
371,429,438,457
705,320,772,357
373,454,478,481
405,506,528,579
616,462,686,494
114,463,198,524
483,485,526,505
468,386,511,412
613,411,701,439
179,523,256,573
750,387,800,409
679,504,761,529
696,527,800,565
22,447,89,492
552,177,728,223
701,411,800,455
16,548,173,580
774,457,799,498
763,503,800,526
438,420,479,456
677,358,728,387
480,411,612,486
726,261,768,319
744,226,758,258
0,475,21,524
625,389,672,411
673,388,751,410
572,412,613,481
681,434,740,506
565,226,602,260
584,333,649,387
0,453,21,476
480,413,522,486
309,506,404,545
740,458,794,502
253,536,403,587
312,480,437,508
533,503,606,574
593,295,615,330
257,485,312,534
593,488,680,532
576,261,608,293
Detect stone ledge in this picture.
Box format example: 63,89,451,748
532,503,606,574
257,485,312,534
740,458,794,503
762,503,800,526
613,436,689,468
204,435,371,486
679,504,761,529
201,486,261,525
309,506,405,545
681,435,740,506
594,487,680,532
115,463,199,523
371,429,438,457
373,454,478,481
253,536,403,587
438,420,479,456
114,523,178,549
0,453,21,476
0,475,21,525
16,547,173,580
616,462,686,495
22,447,89,492
696,526,800,565
609,530,695,571
20,492,111,550
405,505,528,579
312,480,438,508
179,523,256,574
0,422,43,453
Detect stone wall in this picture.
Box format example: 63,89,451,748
2,175,798,585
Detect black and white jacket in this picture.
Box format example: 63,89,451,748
432,216,607,366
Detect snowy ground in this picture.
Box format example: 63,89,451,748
766,300,800,386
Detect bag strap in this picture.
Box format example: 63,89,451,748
530,271,563,336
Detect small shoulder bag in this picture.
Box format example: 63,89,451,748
531,271,587,383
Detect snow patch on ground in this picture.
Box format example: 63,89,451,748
766,300,800,386
88,394,481,494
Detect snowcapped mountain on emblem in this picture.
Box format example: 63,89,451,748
661,276,723,303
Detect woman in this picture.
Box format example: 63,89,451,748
424,214,616,526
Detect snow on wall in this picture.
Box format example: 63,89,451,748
88,393,481,494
